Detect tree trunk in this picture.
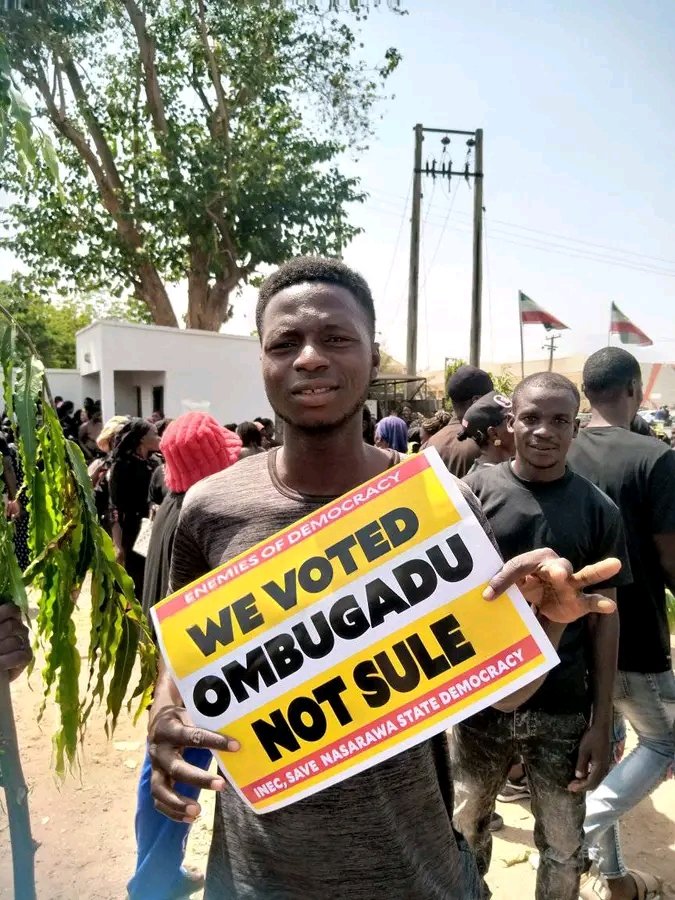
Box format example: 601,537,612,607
136,263,179,327
0,671,36,900
185,248,232,331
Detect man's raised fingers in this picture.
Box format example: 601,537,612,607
483,549,569,600
581,593,617,616
151,715,239,754
150,771,203,821
570,558,621,589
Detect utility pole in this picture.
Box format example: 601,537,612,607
406,124,424,379
543,332,560,371
469,129,484,367
406,124,484,377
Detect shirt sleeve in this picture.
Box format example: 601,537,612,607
169,502,211,592
456,478,501,555
647,450,675,535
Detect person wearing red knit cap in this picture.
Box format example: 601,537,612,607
128,412,241,900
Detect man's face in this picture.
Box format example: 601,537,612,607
260,282,379,433
509,386,577,473
400,406,412,424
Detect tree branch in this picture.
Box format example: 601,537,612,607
194,0,230,149
59,55,126,195
24,60,178,328
190,62,214,125
122,0,170,140
205,203,238,274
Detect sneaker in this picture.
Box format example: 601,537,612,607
497,775,530,802
488,811,504,832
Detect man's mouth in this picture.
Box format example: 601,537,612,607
297,386,335,396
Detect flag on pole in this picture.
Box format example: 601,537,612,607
519,292,569,331
610,302,653,346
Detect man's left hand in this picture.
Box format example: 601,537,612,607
484,549,619,624
567,723,611,793
0,603,32,682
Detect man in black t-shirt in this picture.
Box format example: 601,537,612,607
453,372,631,900
568,348,675,900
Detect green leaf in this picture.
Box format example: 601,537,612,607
14,354,44,472
39,134,60,185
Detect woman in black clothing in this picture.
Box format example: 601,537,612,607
109,418,161,598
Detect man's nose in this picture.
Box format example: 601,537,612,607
293,342,329,371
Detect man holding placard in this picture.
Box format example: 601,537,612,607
148,258,621,900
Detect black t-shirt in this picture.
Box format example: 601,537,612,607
568,426,675,673
464,462,631,713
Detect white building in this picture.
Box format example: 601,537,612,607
48,320,273,424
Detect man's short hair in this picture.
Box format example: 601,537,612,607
446,365,493,404
512,372,580,412
256,256,376,338
582,348,642,402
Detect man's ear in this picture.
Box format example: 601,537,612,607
506,412,515,434
574,417,580,437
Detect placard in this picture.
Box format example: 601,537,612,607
152,449,558,813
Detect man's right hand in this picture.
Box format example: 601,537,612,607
148,705,240,823
0,603,32,681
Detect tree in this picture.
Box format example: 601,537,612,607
0,1,401,330
0,277,150,369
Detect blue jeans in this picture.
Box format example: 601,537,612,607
127,744,212,900
584,669,675,879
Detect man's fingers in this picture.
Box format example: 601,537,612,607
570,558,621,589
153,747,226,792
0,603,22,626
0,649,32,674
568,765,608,794
484,549,570,600
150,770,203,822
151,709,239,754
583,593,617,616
567,776,590,793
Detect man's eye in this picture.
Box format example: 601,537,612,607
326,336,350,344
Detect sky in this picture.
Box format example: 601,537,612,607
3,0,674,372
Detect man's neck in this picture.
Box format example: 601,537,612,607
586,400,632,429
482,445,510,466
276,417,389,496
452,402,469,422
511,457,566,484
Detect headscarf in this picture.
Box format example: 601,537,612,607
97,416,130,453
375,415,409,454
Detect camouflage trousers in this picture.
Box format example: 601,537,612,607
450,707,587,900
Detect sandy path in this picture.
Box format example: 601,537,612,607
1,594,673,898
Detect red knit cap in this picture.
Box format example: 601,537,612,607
160,412,242,494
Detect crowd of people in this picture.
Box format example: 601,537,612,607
0,255,673,900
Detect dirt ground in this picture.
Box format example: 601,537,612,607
1,592,673,899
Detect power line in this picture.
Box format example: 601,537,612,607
365,202,675,278
364,188,675,269
421,177,462,292
379,176,412,313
